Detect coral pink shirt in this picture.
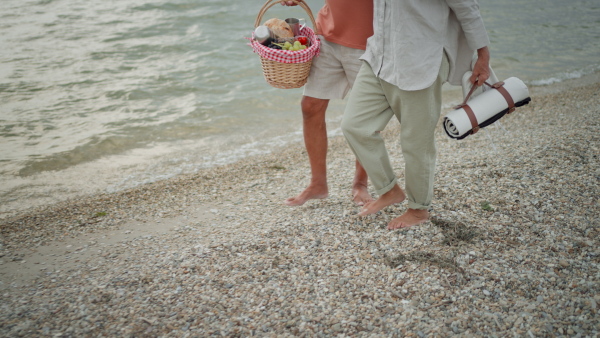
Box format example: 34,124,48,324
316,0,373,50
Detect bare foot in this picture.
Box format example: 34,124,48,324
284,184,328,206
357,184,405,216
387,208,429,230
352,183,374,206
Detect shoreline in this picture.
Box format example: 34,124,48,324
1,74,599,336
1,72,597,219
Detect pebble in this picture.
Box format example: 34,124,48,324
0,79,598,337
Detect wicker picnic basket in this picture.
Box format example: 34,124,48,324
250,0,321,89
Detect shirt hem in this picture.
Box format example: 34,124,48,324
321,35,367,51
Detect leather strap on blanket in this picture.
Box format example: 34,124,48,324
491,82,516,114
455,81,516,135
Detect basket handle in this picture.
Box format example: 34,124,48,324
254,0,319,35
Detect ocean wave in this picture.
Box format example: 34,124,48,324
529,65,600,86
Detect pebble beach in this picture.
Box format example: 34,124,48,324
1,75,599,337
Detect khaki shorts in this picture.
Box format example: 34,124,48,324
303,37,365,100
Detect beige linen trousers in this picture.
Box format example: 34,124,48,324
341,54,449,210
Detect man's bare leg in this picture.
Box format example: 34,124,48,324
387,208,429,230
285,96,330,206
352,160,373,206
357,184,405,216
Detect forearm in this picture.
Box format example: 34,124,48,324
446,0,490,51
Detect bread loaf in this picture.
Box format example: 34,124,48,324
264,18,294,38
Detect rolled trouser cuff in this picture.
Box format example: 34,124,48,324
375,177,398,197
407,200,430,210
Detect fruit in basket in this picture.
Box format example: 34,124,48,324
268,40,307,51
296,36,308,45
268,42,288,50
291,41,307,51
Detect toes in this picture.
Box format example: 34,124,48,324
284,198,303,206
387,221,405,230
357,207,373,216
354,196,372,206
387,217,428,230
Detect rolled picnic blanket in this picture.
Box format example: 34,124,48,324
443,77,531,139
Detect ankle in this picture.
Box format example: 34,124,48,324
305,184,328,194
352,182,368,189
380,185,405,200
407,208,429,218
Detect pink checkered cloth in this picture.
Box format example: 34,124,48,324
249,27,320,64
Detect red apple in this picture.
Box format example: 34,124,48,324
296,36,308,46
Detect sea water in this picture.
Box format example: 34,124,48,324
1,0,598,214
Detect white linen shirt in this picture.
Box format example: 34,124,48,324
361,0,490,91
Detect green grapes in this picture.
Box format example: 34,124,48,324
270,40,308,51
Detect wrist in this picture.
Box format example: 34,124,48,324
477,46,490,61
